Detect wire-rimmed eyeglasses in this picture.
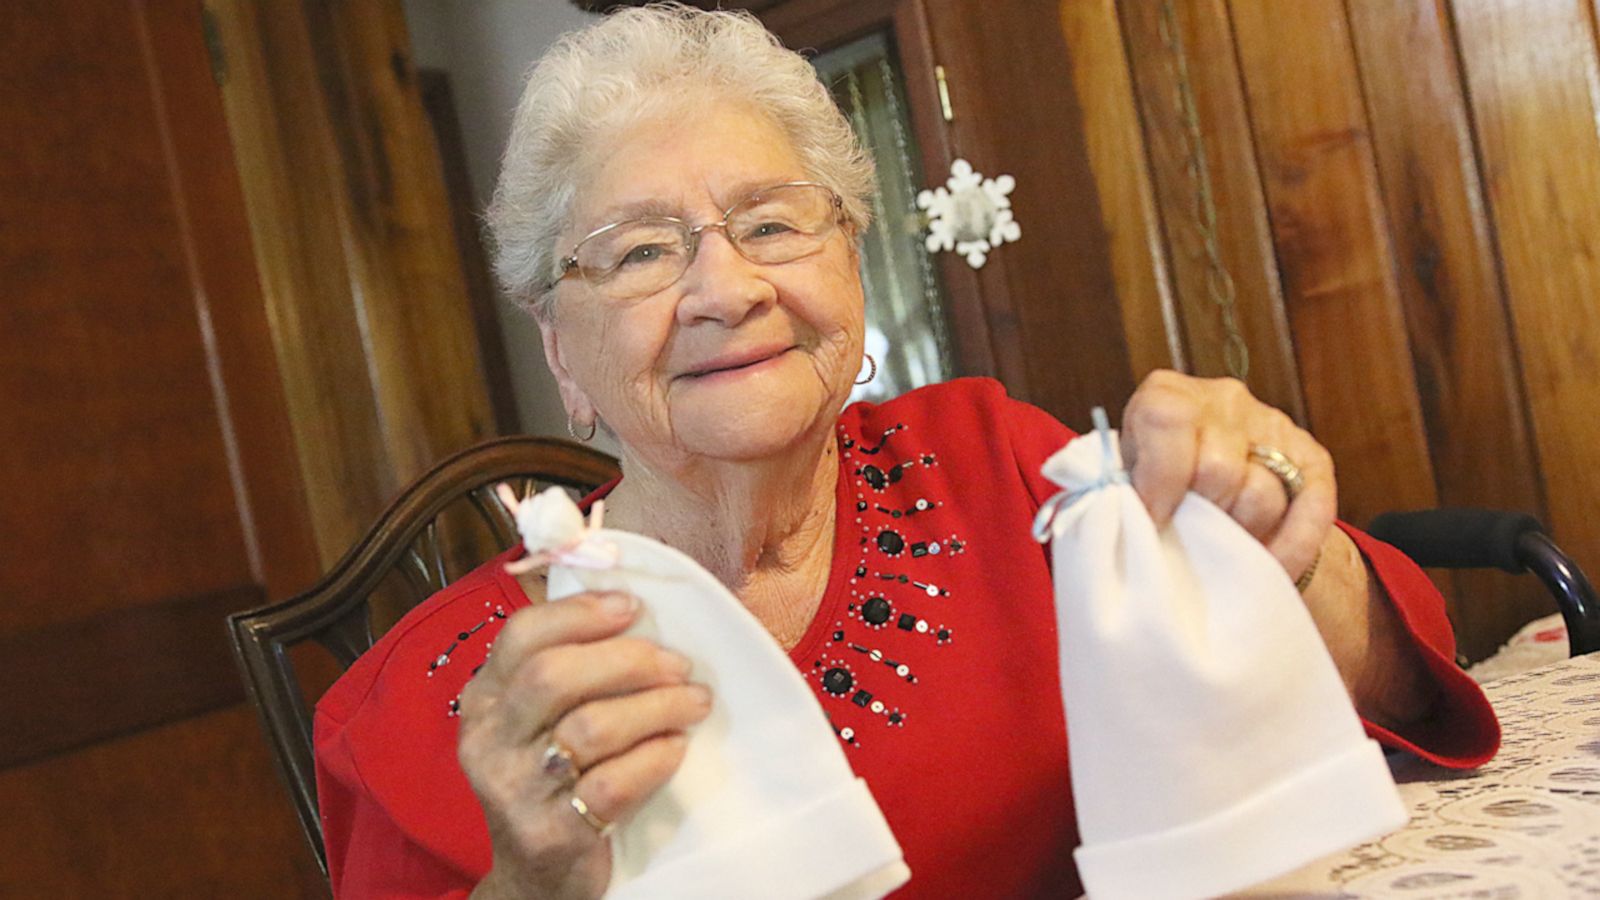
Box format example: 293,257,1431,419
547,181,845,301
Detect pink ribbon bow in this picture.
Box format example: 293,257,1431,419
497,483,620,575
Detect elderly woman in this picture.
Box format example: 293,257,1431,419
314,5,1498,898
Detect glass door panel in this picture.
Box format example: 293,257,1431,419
814,33,954,402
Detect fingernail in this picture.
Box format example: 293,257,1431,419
658,650,692,678
690,683,713,709
602,592,637,616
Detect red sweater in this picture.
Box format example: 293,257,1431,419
314,377,1499,898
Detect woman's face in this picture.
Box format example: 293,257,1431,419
540,104,866,467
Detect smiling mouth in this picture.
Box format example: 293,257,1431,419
682,346,794,379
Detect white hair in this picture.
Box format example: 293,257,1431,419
486,2,876,316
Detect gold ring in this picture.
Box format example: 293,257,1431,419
569,793,614,836
1295,547,1323,593
1248,444,1304,501
540,738,578,784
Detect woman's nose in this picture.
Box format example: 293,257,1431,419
674,226,776,326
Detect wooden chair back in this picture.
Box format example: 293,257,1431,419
226,436,619,874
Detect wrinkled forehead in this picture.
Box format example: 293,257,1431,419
562,101,809,241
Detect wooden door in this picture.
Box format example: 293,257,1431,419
1058,0,1590,659
594,0,1595,659
2,1,322,895
654,0,1142,430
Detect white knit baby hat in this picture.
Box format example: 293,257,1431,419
506,487,910,900
1032,412,1406,900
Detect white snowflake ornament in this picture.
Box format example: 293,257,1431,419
916,158,1021,269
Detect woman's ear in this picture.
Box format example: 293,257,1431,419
843,223,866,264
537,315,596,430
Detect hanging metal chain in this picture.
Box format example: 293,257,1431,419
878,55,955,373
1157,0,1250,380
843,66,894,314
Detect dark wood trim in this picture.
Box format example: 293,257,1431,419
419,68,520,437
571,0,786,14
206,0,400,566
764,0,1005,384
0,584,263,769
750,0,1006,384
920,0,1136,421
760,0,900,50
142,1,324,601
893,0,999,382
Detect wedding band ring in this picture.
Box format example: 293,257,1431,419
540,739,578,783
569,793,614,836
1248,444,1304,501
1296,547,1323,593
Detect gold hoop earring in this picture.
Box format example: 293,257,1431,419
566,415,597,442
854,353,877,386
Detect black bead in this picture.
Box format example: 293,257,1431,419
937,628,951,641
855,565,867,577
862,596,892,625
851,690,873,707
833,630,845,641
458,632,469,640
897,613,917,631
877,529,905,555
822,667,854,695
856,501,867,511
861,465,888,489
911,542,928,557
888,712,904,725
887,464,905,483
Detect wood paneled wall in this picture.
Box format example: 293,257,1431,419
206,0,496,566
659,0,1591,658
1062,0,1596,659
3,0,496,894
1,0,329,894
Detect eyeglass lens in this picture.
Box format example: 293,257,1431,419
573,183,838,298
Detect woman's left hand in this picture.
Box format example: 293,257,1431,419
1118,370,1436,727
1118,369,1332,583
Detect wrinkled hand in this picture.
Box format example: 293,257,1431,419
1119,371,1437,725
1119,370,1334,582
459,591,712,900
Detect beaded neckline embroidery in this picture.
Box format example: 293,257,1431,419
811,420,963,748
427,422,967,738
431,598,508,718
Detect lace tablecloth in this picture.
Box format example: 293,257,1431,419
1240,652,1600,898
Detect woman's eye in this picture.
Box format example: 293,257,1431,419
618,244,668,267
744,221,795,240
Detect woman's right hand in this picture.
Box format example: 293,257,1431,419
458,590,712,900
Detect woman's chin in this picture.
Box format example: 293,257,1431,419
669,389,836,462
